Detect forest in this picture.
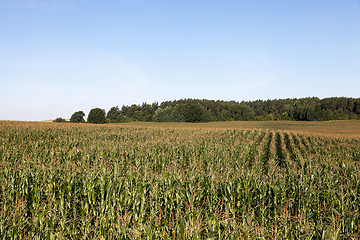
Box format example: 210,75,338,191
64,97,360,123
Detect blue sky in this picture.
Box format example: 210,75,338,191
1,0,360,121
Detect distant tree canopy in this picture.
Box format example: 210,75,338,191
70,111,85,123
153,105,185,122
107,106,122,123
74,97,360,124
183,103,210,122
53,117,66,123
88,108,106,124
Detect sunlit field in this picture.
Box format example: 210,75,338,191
1,121,359,239
120,120,360,138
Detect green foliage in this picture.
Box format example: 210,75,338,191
70,111,85,123
183,103,211,122
152,105,185,122
53,117,66,122
0,124,360,239
275,132,287,168
260,131,272,174
120,103,158,122
91,97,360,123
107,106,122,123
219,102,255,121
154,97,360,122
1,122,360,238
88,108,106,124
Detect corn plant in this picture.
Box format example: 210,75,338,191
0,122,359,239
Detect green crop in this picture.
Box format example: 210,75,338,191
0,122,359,239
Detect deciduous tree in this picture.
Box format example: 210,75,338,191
70,111,85,123
88,108,106,124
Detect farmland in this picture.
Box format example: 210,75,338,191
1,121,360,239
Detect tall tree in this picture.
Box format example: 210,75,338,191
107,106,122,123
88,108,106,124
70,111,85,123
183,103,210,123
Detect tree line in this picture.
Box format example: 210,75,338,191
55,97,360,124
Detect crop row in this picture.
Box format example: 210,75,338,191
0,122,359,239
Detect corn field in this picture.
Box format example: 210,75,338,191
0,122,360,239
